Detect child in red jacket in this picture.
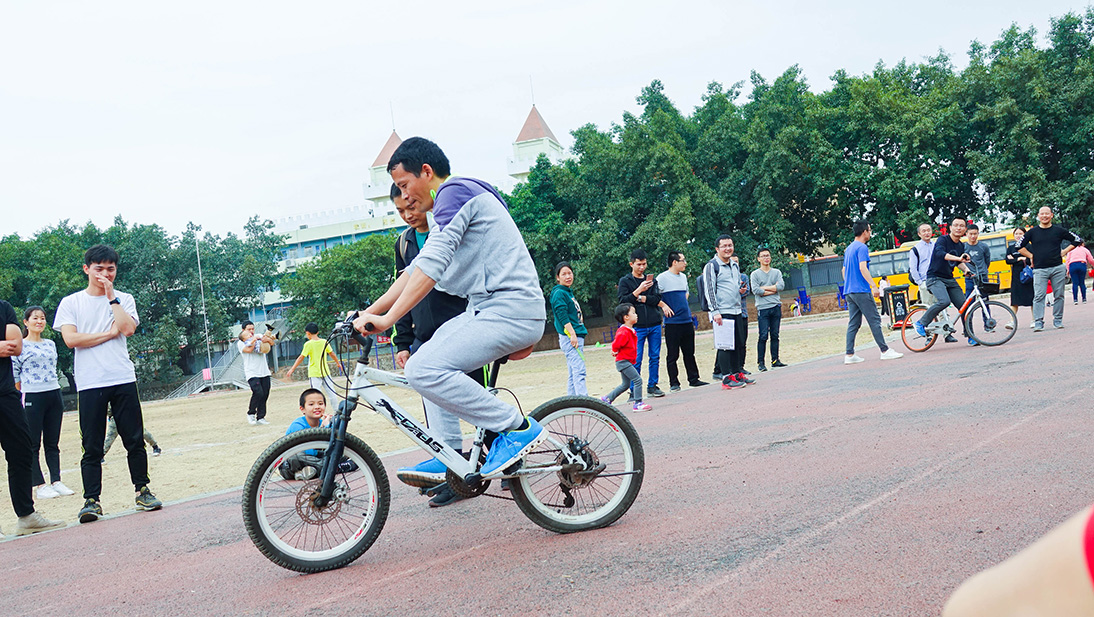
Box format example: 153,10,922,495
601,304,651,411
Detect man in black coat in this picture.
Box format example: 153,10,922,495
617,249,668,398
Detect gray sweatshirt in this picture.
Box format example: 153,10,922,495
702,257,743,316
409,177,546,320
750,268,785,310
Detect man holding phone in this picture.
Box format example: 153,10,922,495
618,250,669,398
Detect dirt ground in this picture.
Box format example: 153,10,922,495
0,313,871,532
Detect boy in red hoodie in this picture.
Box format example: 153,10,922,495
601,304,652,412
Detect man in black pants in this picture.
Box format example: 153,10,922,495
390,183,486,507
702,235,754,389
54,244,163,523
0,300,65,536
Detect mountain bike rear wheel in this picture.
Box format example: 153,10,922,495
901,307,938,352
964,300,1018,346
510,396,644,534
242,428,389,572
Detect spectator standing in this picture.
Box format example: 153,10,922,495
751,248,787,372
617,250,667,398
238,321,276,425
390,183,486,507
843,221,904,364
1017,206,1082,331
703,235,754,388
1065,241,1094,304
13,305,74,500
0,299,65,536
963,223,992,299
283,322,341,406
53,244,163,523
1005,227,1035,327
656,251,707,391
550,262,588,396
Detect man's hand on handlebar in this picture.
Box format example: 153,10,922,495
353,311,393,336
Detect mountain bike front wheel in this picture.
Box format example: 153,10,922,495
242,428,390,573
964,301,1018,346
901,307,938,352
510,396,644,534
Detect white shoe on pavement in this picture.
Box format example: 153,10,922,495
15,511,65,536
35,484,60,500
880,349,904,360
256,418,270,425
844,355,865,364
247,415,258,425
50,481,75,496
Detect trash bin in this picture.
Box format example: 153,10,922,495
884,284,910,328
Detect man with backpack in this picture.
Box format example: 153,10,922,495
700,235,753,389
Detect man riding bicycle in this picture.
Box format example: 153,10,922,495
353,137,547,478
914,218,974,342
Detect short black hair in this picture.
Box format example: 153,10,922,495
241,320,254,330
852,220,870,237
716,234,733,249
84,244,119,266
629,249,647,262
305,322,319,335
299,388,326,407
613,303,634,324
757,247,771,257
667,251,684,267
386,137,451,178
553,261,572,278
389,183,401,200
967,222,979,232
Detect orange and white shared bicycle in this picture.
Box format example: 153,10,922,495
901,265,1018,352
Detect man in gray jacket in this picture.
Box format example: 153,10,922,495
750,248,786,372
354,137,546,479
703,235,753,389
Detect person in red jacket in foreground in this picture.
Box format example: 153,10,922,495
600,304,651,412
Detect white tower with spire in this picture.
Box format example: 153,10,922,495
363,130,403,214
507,105,564,183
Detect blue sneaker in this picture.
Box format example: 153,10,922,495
481,418,546,478
967,337,980,346
913,320,927,338
396,457,447,488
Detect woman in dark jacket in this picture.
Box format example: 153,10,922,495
1005,227,1034,328
550,262,588,396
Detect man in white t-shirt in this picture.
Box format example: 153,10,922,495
54,244,162,523
238,320,275,425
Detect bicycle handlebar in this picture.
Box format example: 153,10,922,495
338,312,374,358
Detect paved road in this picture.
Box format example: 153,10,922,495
6,304,1093,616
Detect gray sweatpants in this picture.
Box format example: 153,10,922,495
1033,264,1067,327
405,310,545,433
845,292,889,355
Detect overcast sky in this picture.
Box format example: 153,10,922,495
2,1,1085,240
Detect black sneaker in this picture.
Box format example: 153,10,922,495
135,486,163,511
944,335,958,343
688,380,709,387
735,372,756,385
771,360,788,368
757,364,767,372
79,498,102,524
152,445,162,456
428,484,466,508
742,369,752,375
712,373,723,382
669,385,681,392
647,386,666,398
721,375,745,389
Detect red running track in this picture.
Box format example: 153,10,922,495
4,303,1093,616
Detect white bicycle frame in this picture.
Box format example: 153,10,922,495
338,358,584,482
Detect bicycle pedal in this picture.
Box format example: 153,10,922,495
422,482,448,497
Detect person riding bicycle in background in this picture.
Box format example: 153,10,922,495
354,137,547,479
914,218,974,344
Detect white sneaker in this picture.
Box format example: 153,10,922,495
15,511,65,536
880,349,904,360
844,355,865,364
247,415,258,425
35,484,60,500
1004,322,1014,330
256,418,270,425
50,481,74,496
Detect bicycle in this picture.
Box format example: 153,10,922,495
241,313,645,573
900,264,1017,352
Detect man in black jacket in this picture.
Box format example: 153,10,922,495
618,249,668,398
390,184,484,507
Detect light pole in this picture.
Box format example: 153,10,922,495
195,233,213,378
